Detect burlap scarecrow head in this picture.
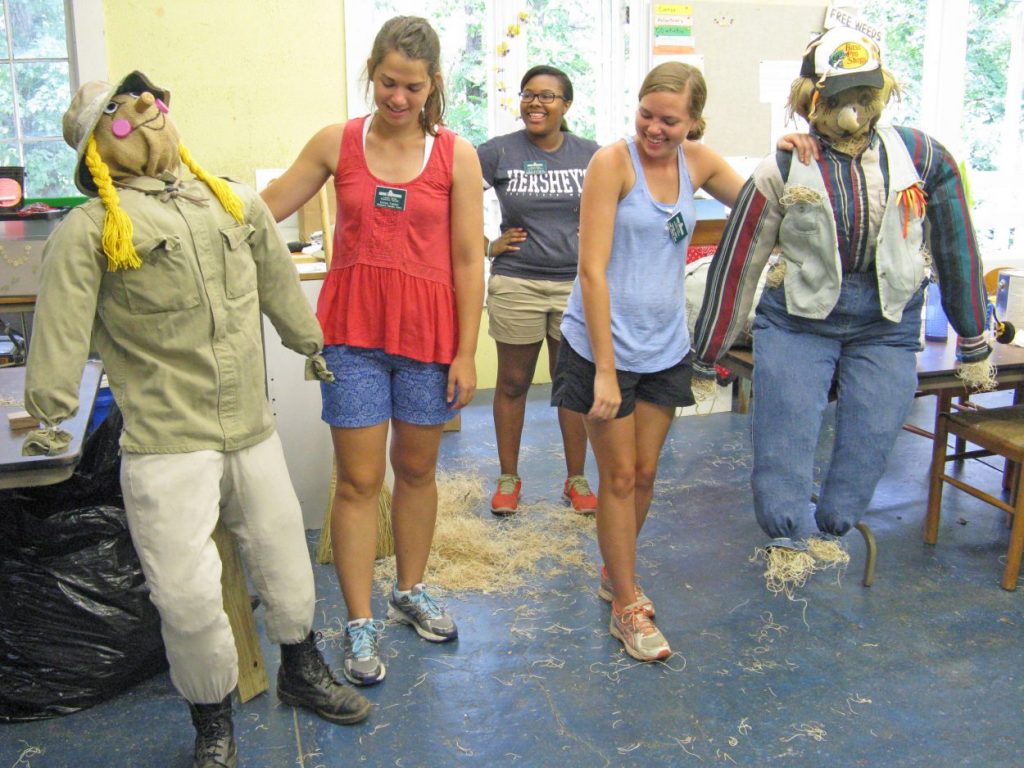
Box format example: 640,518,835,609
787,27,899,147
63,71,179,195
62,70,243,271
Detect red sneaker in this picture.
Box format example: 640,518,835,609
490,474,522,516
563,475,598,514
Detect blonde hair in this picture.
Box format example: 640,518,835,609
638,62,707,140
178,143,244,224
85,136,140,271
84,136,246,272
366,16,447,136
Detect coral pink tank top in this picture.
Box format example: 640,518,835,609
317,115,457,364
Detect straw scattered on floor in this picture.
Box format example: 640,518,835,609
753,546,817,598
806,537,850,571
373,472,595,594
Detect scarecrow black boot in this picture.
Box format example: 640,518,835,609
278,631,372,724
187,695,238,768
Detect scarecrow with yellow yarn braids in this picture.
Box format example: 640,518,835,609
690,28,992,592
22,72,370,767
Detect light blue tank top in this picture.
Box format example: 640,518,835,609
560,136,697,373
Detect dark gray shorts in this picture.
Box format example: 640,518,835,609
550,341,695,419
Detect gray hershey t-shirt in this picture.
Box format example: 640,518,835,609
477,130,599,281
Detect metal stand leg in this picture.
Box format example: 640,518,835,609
854,522,876,587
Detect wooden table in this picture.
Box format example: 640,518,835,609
0,363,268,702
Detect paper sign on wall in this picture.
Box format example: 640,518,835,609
824,5,883,43
653,3,695,55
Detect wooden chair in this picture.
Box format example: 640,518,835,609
925,403,1024,590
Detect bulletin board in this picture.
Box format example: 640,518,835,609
650,2,830,158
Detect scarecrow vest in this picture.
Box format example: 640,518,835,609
778,126,926,322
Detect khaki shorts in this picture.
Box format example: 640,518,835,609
487,274,574,344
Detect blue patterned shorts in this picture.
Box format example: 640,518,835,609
320,345,454,428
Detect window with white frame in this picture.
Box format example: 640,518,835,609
343,0,637,259
343,0,635,148
863,0,1024,267
0,0,76,198
0,0,104,199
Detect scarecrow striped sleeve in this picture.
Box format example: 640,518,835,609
692,162,784,373
894,126,988,361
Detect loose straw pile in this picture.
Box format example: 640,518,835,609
753,537,850,599
373,472,595,594
805,537,850,571
754,547,817,598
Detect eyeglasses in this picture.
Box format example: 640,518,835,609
519,90,566,105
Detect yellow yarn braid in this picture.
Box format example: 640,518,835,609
178,142,245,224
84,136,141,271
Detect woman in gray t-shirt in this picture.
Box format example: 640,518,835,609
477,65,599,517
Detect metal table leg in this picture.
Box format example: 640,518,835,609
854,522,877,587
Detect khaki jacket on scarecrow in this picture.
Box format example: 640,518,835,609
25,173,323,454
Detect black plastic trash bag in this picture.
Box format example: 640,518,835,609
0,406,167,722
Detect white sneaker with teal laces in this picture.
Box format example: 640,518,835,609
343,618,386,686
387,583,458,642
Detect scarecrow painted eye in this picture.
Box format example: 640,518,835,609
827,96,840,110
103,101,119,114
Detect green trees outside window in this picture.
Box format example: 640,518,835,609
0,0,76,199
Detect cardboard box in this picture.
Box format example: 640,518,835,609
0,235,46,297
0,215,66,298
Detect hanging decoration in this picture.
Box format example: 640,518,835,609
494,9,530,115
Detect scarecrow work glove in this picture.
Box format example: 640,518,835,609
691,359,718,403
22,426,72,456
955,335,995,392
305,353,335,383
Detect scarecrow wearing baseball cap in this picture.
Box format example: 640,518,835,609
691,28,992,593
22,71,369,766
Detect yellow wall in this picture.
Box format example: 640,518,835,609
96,0,521,389
101,0,347,187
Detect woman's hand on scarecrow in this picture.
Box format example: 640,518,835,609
777,133,821,165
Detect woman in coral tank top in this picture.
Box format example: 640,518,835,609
262,16,484,688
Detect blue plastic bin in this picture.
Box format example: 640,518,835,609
88,387,113,434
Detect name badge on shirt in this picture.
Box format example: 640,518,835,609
666,211,689,244
522,160,547,174
374,186,407,211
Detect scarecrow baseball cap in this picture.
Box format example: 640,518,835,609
800,27,883,98
62,71,171,196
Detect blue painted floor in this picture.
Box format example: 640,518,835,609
3,386,1022,767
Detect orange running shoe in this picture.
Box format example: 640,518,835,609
609,600,671,662
597,565,655,618
490,474,522,516
563,475,598,514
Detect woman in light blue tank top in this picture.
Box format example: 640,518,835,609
552,62,749,662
